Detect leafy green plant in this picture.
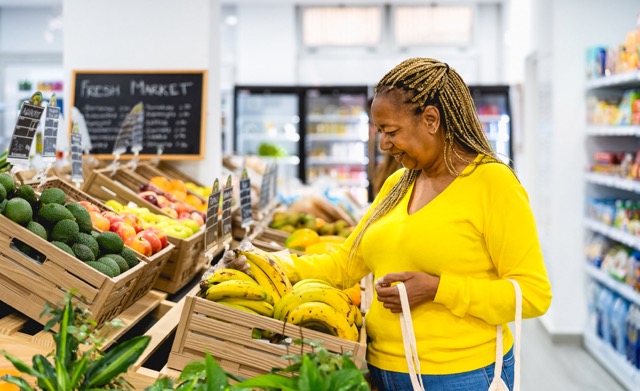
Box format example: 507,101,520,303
1,292,150,390
147,338,369,391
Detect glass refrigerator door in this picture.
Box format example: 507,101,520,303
234,88,301,192
469,86,512,165
304,88,369,205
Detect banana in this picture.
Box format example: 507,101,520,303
274,284,355,325
240,250,292,297
246,258,280,305
206,268,256,285
350,323,360,341
299,320,334,334
217,301,259,315
351,304,363,328
286,301,359,342
219,298,274,317
205,280,268,302
292,279,335,290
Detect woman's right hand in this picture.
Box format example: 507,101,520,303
214,248,250,272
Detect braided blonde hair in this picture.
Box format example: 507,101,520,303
348,58,509,270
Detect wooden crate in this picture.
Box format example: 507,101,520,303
167,295,367,379
131,162,207,203
0,214,146,328
28,176,174,309
82,168,206,294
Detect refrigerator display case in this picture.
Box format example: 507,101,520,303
233,85,370,203
468,85,513,165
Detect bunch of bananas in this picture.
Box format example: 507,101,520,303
274,279,362,342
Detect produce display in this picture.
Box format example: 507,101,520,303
0,173,139,278
139,176,209,216
200,244,362,342
269,210,355,253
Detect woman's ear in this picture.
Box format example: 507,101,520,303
422,105,440,134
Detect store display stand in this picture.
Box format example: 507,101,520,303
583,69,640,390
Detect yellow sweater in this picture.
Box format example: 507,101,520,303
286,156,552,374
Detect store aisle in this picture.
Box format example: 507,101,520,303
520,320,623,390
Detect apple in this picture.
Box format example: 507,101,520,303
160,224,192,239
189,211,205,226
138,229,162,254
89,211,110,231
121,213,144,233
161,206,178,219
111,221,137,242
125,235,153,257
174,202,192,216
156,195,170,208
180,218,200,235
178,211,191,220
138,191,159,206
79,200,100,213
101,211,124,225
146,227,168,249
104,199,125,213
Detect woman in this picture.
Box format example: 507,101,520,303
225,58,551,391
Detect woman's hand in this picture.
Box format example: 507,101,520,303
375,272,440,313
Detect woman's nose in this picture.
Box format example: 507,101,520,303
379,132,392,151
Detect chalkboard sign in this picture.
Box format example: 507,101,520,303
239,169,253,229
204,179,221,253
71,70,207,160
8,92,45,165
42,94,60,161
221,175,233,246
70,126,83,184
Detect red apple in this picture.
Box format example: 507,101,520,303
178,211,191,220
101,211,124,225
138,190,159,206
161,206,178,219
189,211,205,226
111,221,137,242
125,235,152,257
79,200,100,213
146,227,168,249
156,195,170,208
89,211,110,231
121,213,144,233
174,202,192,215
138,229,162,254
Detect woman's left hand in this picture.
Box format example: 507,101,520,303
375,272,440,313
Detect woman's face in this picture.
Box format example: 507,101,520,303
371,93,443,171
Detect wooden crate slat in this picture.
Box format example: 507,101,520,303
0,313,27,335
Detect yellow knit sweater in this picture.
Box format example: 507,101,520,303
285,156,552,374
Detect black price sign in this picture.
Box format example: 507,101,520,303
221,175,233,245
240,169,253,228
131,102,144,153
8,92,45,164
270,163,278,205
70,125,84,184
42,93,60,160
112,104,141,155
204,178,221,253
259,163,272,212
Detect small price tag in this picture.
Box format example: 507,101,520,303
221,175,233,246
204,179,221,253
112,104,140,155
270,162,278,206
70,123,84,185
240,169,253,228
259,163,271,213
131,102,144,153
42,93,59,161
7,91,45,165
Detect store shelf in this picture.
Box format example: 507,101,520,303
237,114,300,122
586,125,640,136
241,133,300,142
306,133,368,142
583,330,640,390
477,114,510,123
307,156,369,166
306,114,366,123
585,172,640,193
585,71,640,89
308,178,369,187
584,218,640,249
251,155,300,165
585,264,640,306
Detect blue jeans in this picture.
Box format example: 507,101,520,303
368,348,514,391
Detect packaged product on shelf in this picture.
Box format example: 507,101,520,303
596,287,616,342
602,245,631,282
626,304,640,368
585,234,610,268
610,296,630,355
628,251,640,291
586,281,602,333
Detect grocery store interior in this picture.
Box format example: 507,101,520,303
0,0,640,389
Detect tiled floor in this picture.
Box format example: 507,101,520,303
521,320,624,390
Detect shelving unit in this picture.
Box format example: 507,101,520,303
307,156,369,166
584,71,640,389
306,133,367,142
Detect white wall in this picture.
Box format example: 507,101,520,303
0,6,63,53
63,0,221,184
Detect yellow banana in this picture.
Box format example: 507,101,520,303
207,268,256,285
219,298,274,317
292,279,335,290
286,302,359,342
350,323,360,341
299,320,334,334
274,284,355,325
217,301,259,315
351,304,363,328
246,258,280,305
205,280,267,302
241,250,292,298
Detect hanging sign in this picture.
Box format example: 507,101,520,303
112,104,140,155
270,163,278,206
131,102,144,153
42,93,60,161
259,163,272,213
70,123,84,184
204,178,221,253
240,169,253,228
7,91,45,165
220,175,233,246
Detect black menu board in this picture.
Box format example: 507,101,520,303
71,70,206,159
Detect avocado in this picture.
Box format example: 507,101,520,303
16,185,36,205
0,199,8,215
0,183,6,203
85,261,116,278
5,198,33,225
72,243,95,263
38,203,74,226
51,219,80,244
104,254,129,273
0,173,15,196
96,257,121,277
76,232,99,258
26,221,47,241
65,203,93,233
91,231,100,239
39,188,66,205
96,231,124,254
52,241,75,256
120,247,140,268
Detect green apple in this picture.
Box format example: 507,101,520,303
180,218,200,234
105,200,125,213
161,224,192,239
141,212,162,224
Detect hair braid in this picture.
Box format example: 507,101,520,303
347,58,512,270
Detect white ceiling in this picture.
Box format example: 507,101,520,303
0,0,505,7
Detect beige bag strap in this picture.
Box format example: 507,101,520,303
506,279,522,391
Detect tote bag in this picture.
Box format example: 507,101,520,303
397,279,522,391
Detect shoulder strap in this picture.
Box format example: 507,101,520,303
398,282,425,391
500,279,521,391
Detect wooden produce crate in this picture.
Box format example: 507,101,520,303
167,295,367,379
130,162,207,203
0,215,146,328
82,168,206,294
29,176,174,309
